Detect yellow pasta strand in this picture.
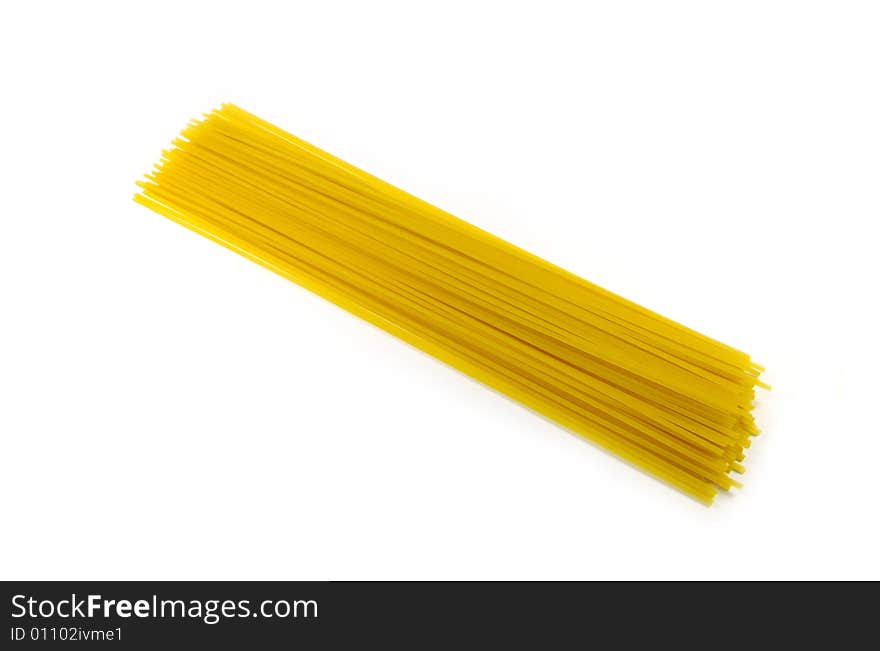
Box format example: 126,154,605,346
135,103,767,505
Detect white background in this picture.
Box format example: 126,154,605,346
1,1,878,580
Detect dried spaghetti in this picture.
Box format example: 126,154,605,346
135,104,766,504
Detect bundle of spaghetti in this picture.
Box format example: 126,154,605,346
135,104,767,504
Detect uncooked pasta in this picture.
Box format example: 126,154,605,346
135,104,766,504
